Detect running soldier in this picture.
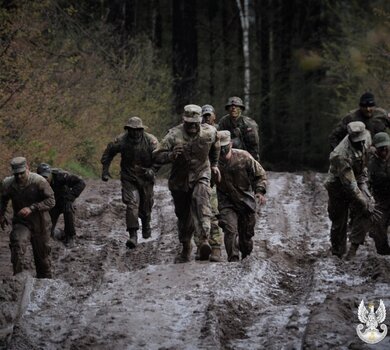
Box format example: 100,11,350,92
101,116,159,249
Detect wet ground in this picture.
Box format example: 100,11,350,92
1,172,390,349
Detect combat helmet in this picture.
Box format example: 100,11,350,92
225,96,245,111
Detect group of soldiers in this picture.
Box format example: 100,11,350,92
0,96,267,278
325,92,390,259
3,90,387,279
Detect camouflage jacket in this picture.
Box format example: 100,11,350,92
218,114,260,161
0,172,55,229
50,168,86,205
153,123,220,192
368,154,390,201
325,135,371,206
101,131,159,183
217,149,267,213
329,107,390,149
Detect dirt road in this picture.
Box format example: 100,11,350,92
1,172,390,349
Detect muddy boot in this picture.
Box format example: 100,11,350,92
195,247,200,261
209,247,222,262
142,219,152,239
126,229,138,249
345,243,359,260
199,241,212,261
175,241,192,263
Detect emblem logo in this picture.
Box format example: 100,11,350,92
356,299,387,344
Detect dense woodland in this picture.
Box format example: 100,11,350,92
1,0,390,178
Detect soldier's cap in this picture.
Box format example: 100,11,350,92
373,132,390,148
359,92,375,107
37,163,52,178
124,116,147,130
225,96,245,111
10,156,27,174
201,104,215,116
347,121,368,142
183,104,202,123
218,130,231,146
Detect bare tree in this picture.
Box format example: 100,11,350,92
236,0,250,111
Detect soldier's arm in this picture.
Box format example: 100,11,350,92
208,130,220,167
248,157,267,194
152,132,175,165
0,180,11,218
100,137,122,173
147,134,162,173
29,179,55,212
62,172,86,199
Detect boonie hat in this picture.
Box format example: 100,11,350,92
183,104,202,123
201,104,215,115
347,121,368,142
373,132,390,148
218,130,231,146
124,116,147,129
11,157,27,174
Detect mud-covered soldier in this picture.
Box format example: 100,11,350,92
193,104,223,262
218,96,260,161
0,157,55,278
325,122,381,260
101,116,159,249
37,163,86,244
216,131,267,262
329,92,390,149
153,104,221,263
367,132,390,255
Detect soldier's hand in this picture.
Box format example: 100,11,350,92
144,168,155,182
211,166,221,183
370,208,383,223
18,207,32,218
255,193,266,206
0,216,8,230
102,171,111,182
169,144,184,161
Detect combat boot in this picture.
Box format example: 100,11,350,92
195,247,200,260
126,229,138,249
175,241,192,263
142,219,152,239
209,247,222,262
345,243,359,260
199,240,212,261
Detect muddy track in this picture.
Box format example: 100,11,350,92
1,172,390,349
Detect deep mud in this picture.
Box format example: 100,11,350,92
1,172,390,349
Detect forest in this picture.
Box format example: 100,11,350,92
1,0,390,177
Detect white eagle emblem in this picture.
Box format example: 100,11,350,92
356,299,387,344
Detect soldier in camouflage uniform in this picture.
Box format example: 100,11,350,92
325,121,381,259
153,104,221,263
0,157,55,278
218,96,260,161
367,132,390,255
329,92,390,149
101,117,159,249
192,104,223,262
37,163,86,244
216,131,267,262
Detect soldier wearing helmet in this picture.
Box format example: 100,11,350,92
367,132,390,255
153,104,221,263
218,96,260,161
325,121,381,260
101,116,160,249
329,92,390,149
37,163,86,245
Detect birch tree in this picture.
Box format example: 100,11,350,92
236,0,251,111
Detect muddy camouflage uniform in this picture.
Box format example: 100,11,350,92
368,135,390,254
0,169,55,278
48,168,85,242
325,131,374,258
153,121,220,257
329,108,390,150
217,149,267,261
218,97,260,161
101,118,159,242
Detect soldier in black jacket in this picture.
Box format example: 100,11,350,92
37,163,86,244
